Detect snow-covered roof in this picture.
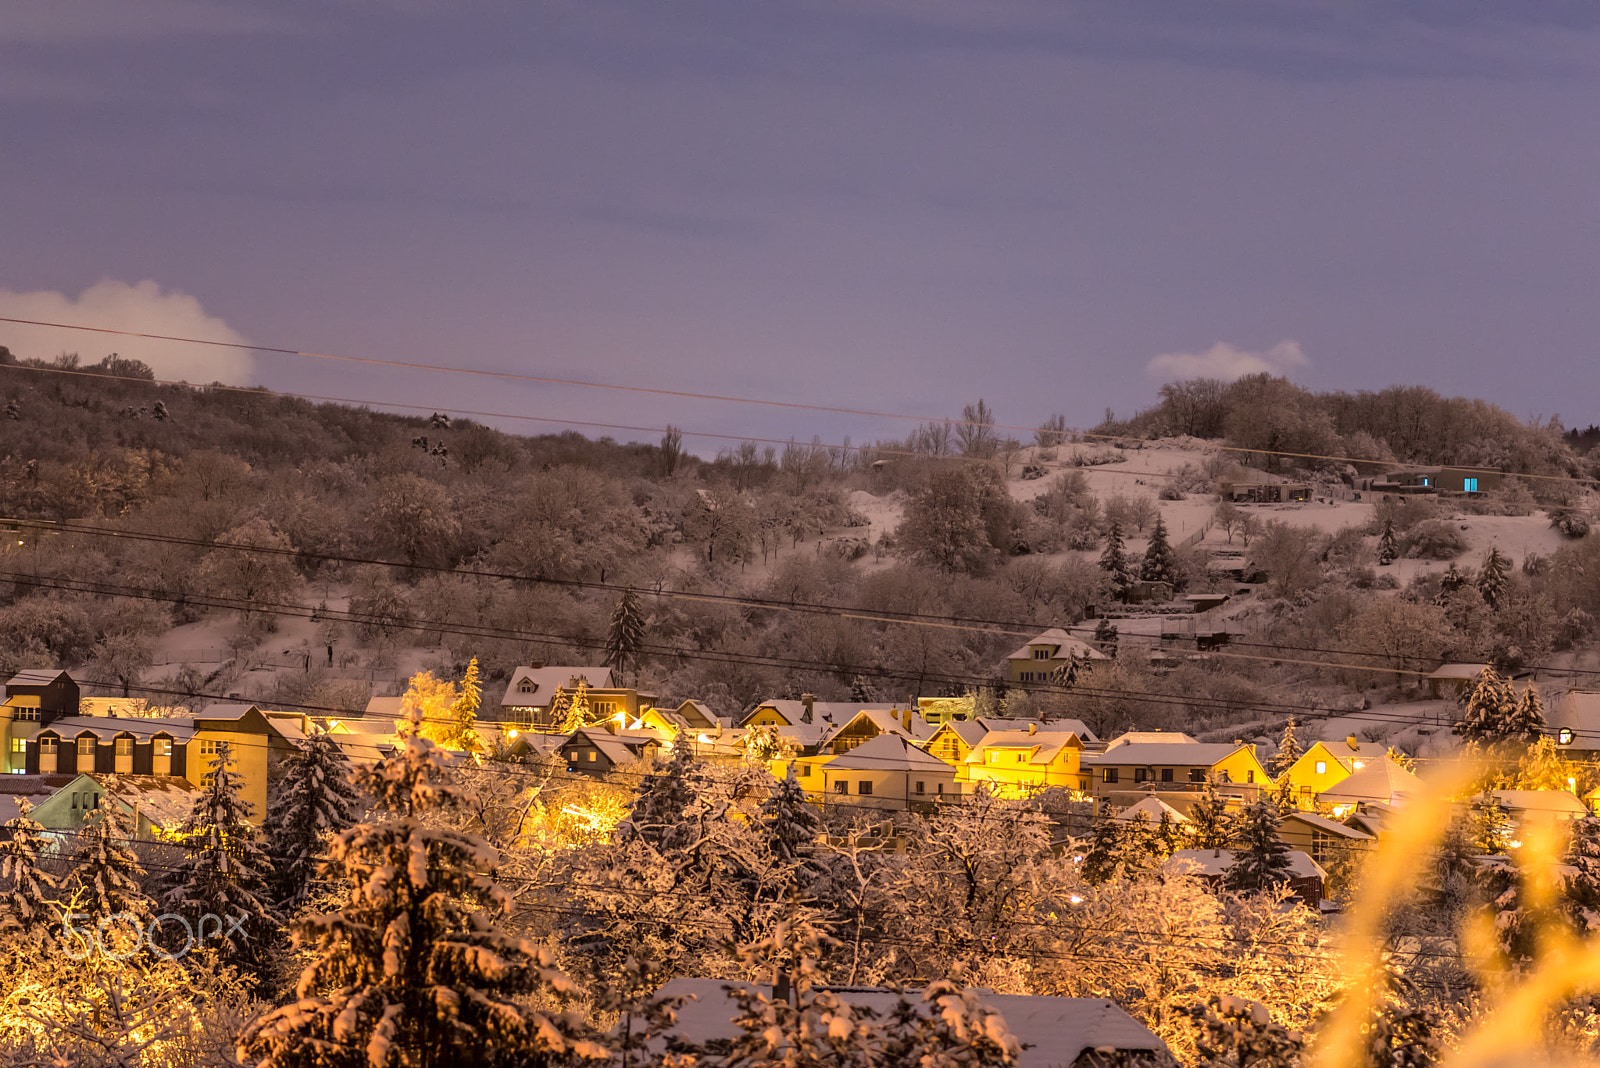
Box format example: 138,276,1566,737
1116,796,1189,824
500,666,614,708
1427,663,1490,681
42,716,198,742
965,730,1081,766
1553,690,1600,749
1169,848,1327,881
1489,790,1589,817
932,720,992,748
636,980,1166,1066
1316,737,1391,763
194,702,262,722
1105,730,1198,750
827,734,954,773
821,709,934,746
745,700,901,728
93,775,202,831
328,732,396,764
1084,742,1245,767
1281,810,1375,840
675,700,721,728
6,669,72,689
1317,761,1423,805
1004,628,1108,663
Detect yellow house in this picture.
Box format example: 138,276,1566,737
820,709,934,755
1278,810,1375,893
1082,742,1272,805
1276,737,1390,807
1003,628,1108,685
961,729,1089,798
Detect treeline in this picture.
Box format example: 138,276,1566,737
1099,374,1582,480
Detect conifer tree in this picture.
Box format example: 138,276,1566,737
0,797,60,949
1504,683,1548,747
1187,775,1235,851
68,802,153,926
163,741,276,960
1223,800,1294,895
559,679,599,734
1093,618,1119,659
1139,513,1177,586
1156,811,1186,857
1438,563,1468,598
605,586,646,683
1079,819,1125,885
1099,522,1133,601
1563,815,1600,932
1469,795,1512,855
241,707,609,1068
1120,813,1161,876
1455,666,1519,747
617,732,711,853
437,656,483,751
757,766,825,898
1270,718,1303,778
261,732,363,912
1377,518,1398,566
1478,545,1508,610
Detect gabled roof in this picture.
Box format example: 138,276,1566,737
931,720,992,748
1489,790,1589,817
92,774,202,830
1169,848,1327,881
1318,760,1423,805
6,669,73,689
1117,796,1188,823
1427,663,1491,682
965,730,1081,766
827,733,953,773
1105,730,1198,750
1004,628,1107,663
744,700,901,728
821,708,934,745
501,666,614,707
1281,810,1375,840
637,980,1167,1066
1084,742,1246,767
675,700,720,728
42,716,198,743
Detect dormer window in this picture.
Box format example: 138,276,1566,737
518,678,536,694
1033,648,1051,660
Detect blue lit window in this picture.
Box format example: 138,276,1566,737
1420,477,1430,487
1464,477,1478,492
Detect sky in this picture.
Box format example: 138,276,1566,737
1,1,1596,452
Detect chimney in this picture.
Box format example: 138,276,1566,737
801,694,815,724
1029,722,1037,736
902,707,913,730
1347,734,1359,751
530,660,543,670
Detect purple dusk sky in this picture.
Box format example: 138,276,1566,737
1,1,1596,451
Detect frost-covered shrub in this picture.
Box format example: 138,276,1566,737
1158,485,1185,501
1401,519,1467,560
1553,510,1591,539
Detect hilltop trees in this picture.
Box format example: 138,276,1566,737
896,465,1016,574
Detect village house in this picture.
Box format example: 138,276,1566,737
498,665,659,730
1169,848,1327,908
819,707,934,754
1318,760,1424,815
740,696,905,755
1364,465,1502,497
1083,741,1271,807
1551,690,1600,760
1004,628,1109,684
1276,736,1392,806
0,771,202,843
1,669,80,774
961,728,1090,799
559,726,661,778
924,717,1095,765
1277,810,1375,894
633,980,1170,1068
812,733,962,809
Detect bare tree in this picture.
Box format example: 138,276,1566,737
956,398,999,458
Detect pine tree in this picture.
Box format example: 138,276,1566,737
1478,545,1508,610
559,679,599,733
1156,811,1186,857
1378,518,1398,566
1469,795,1512,855
1187,775,1235,851
1120,813,1161,877
1455,666,1518,747
1438,563,1468,598
1139,513,1177,586
261,732,363,912
617,733,711,853
240,707,609,1068
68,802,153,927
162,740,276,960
1270,718,1302,779
1079,819,1125,885
758,766,825,897
1099,522,1133,601
1223,800,1294,895
1503,683,1548,747
0,797,60,949
1093,618,1119,659
439,656,483,751
1563,815,1600,932
605,587,646,683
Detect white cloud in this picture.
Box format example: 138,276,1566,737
0,279,254,384
1145,339,1309,382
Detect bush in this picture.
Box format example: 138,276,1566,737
1553,511,1591,539
1158,485,1185,501
1401,519,1468,560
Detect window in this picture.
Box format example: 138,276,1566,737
199,739,221,756
1560,728,1575,746
1464,477,1479,493
9,738,22,754
15,707,38,722
1017,753,1026,763
834,780,848,794
566,750,578,762
587,751,597,762
1246,770,1255,783
202,773,215,788
1421,477,1431,487
937,783,945,795
154,739,171,757
858,781,873,796
1101,768,1119,784
78,736,95,757
1133,768,1147,782
71,792,78,809
1311,829,1333,864
40,738,56,754
914,781,925,794
1160,768,1173,782
518,678,535,693
1033,648,1050,660
1315,761,1327,774
115,738,133,756
796,763,809,777
1189,769,1205,782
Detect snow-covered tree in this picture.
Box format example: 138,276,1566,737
1563,815,1600,932
1270,718,1303,779
1503,682,1548,747
162,741,276,960
1224,801,1294,895
1478,545,1509,610
399,667,458,740
1099,522,1133,601
1469,795,1512,856
1093,618,1119,658
1188,776,1235,851
261,732,363,912
1378,518,1398,566
1080,819,1126,885
558,679,600,733
1140,513,1177,586
1182,995,1304,1068
67,802,153,928
1455,666,1519,748
0,797,60,950
240,707,609,1068
758,766,825,897
604,586,646,683
1517,734,1572,792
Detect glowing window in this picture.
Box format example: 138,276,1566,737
77,736,95,756
1464,478,1479,492
1315,761,1327,774
115,738,133,756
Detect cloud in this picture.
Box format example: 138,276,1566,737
0,279,254,383
1145,339,1308,382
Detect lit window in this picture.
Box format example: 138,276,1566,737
78,737,95,756
116,738,133,756
858,781,873,796
154,739,171,757
1464,478,1479,492
40,738,56,754
587,751,597,762
1315,761,1327,774
9,738,22,754
1560,729,1575,746
1101,768,1119,784
1246,770,1255,783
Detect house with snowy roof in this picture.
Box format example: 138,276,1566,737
1083,741,1271,806
628,980,1170,1068
810,733,962,809
1551,690,1600,760
962,727,1090,799
1115,795,1189,826
1277,735,1393,806
498,665,660,731
559,727,661,778
1003,628,1108,685
1103,730,1198,750
1169,848,1327,907
1317,760,1424,814
819,707,934,754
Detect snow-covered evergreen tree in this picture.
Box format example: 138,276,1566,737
559,679,599,733
68,802,153,926
1517,734,1570,792
1188,776,1235,851
1378,518,1398,566
1455,666,1519,747
162,741,276,960
438,656,483,751
1438,563,1468,597
1156,811,1186,857
1182,996,1304,1068
1140,513,1177,585
1563,815,1600,932
1099,522,1133,601
1080,819,1125,885
261,732,363,912
1093,618,1119,658
1223,800,1294,895
1478,545,1508,610
1503,683,1548,747
1469,795,1512,856
0,797,60,949
758,766,825,897
1270,718,1303,778
604,586,646,683
240,707,609,1068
